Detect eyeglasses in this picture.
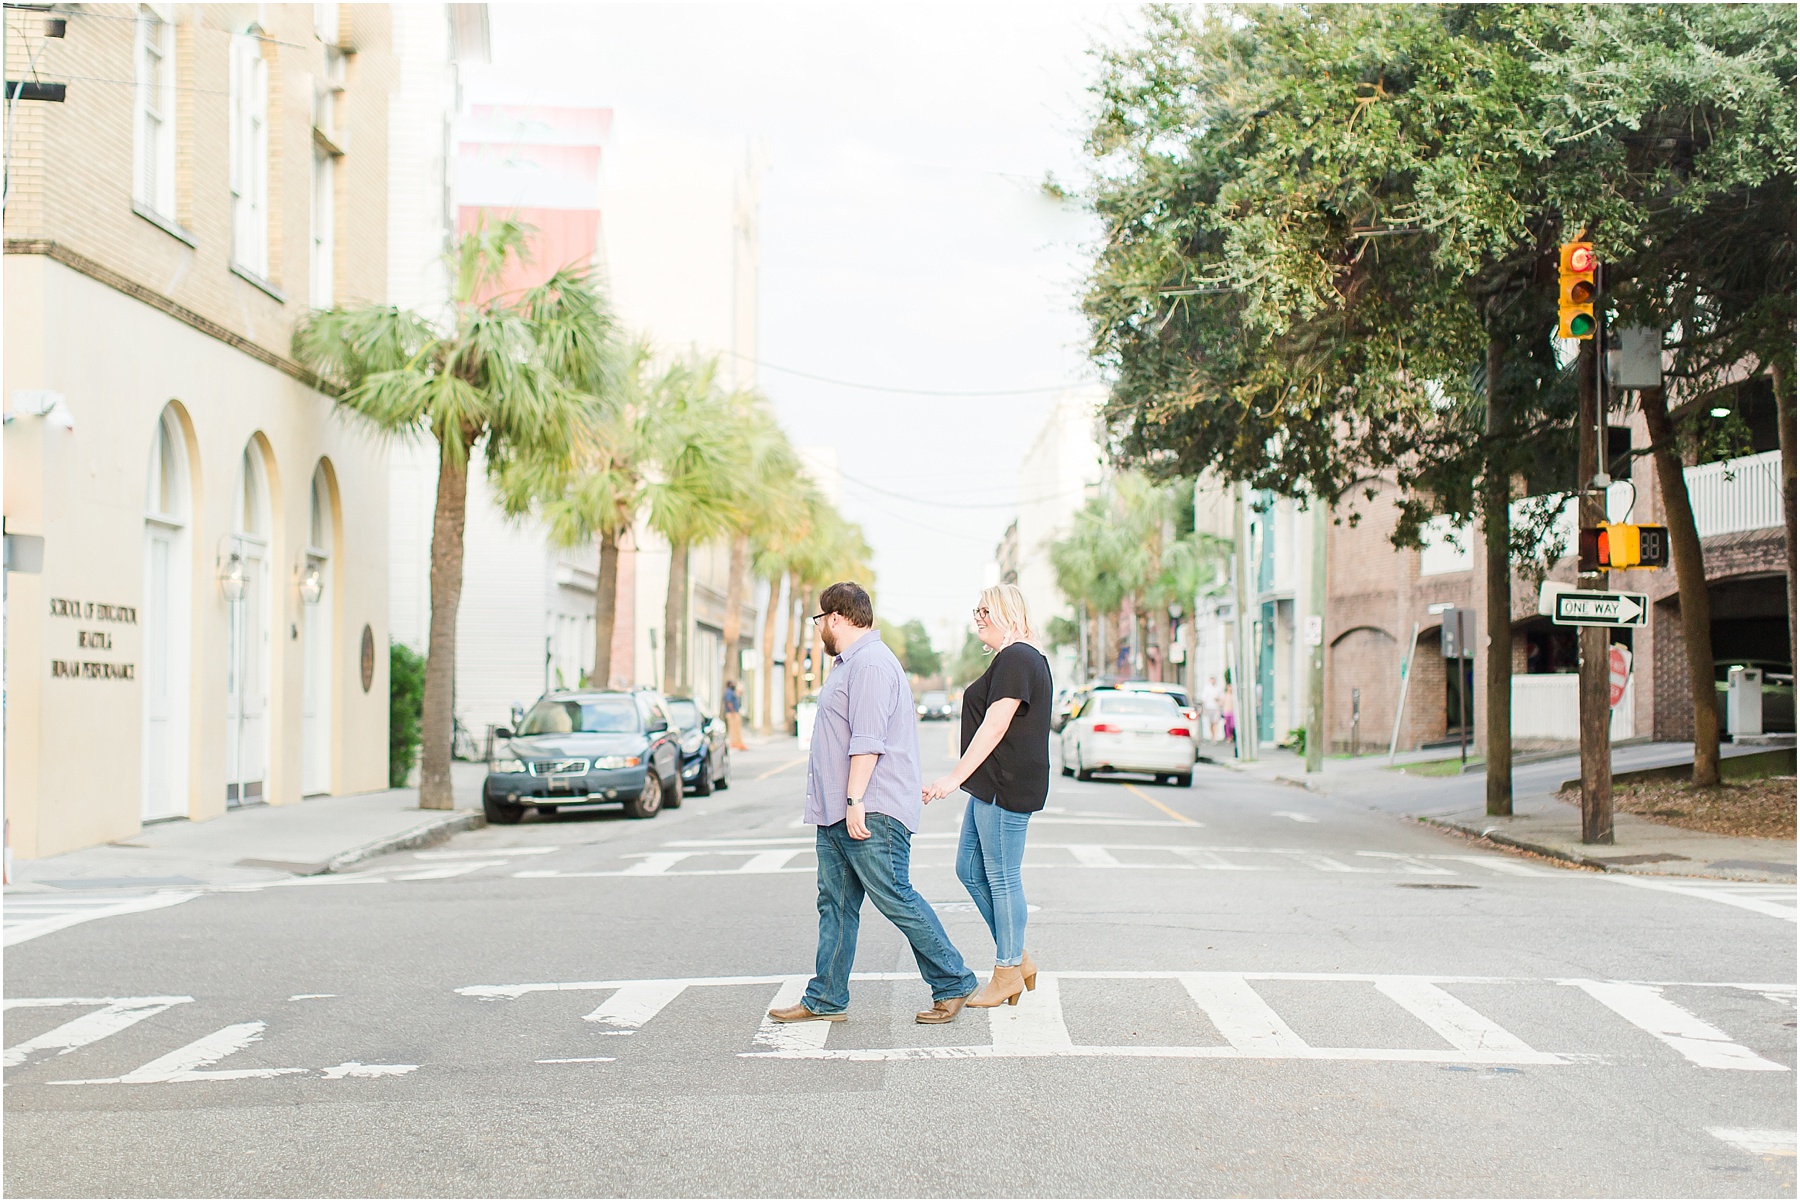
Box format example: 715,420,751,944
972,607,991,622
810,612,830,626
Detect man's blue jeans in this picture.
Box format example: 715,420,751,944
955,794,1032,966
803,813,978,1014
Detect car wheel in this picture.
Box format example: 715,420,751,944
715,752,730,790
690,757,713,798
1174,772,1193,788
623,771,663,819
483,795,524,825
1074,744,1093,783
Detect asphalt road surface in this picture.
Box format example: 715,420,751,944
6,723,1795,1197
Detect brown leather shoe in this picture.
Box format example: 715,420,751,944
915,996,969,1024
766,1003,846,1023
1020,949,1038,992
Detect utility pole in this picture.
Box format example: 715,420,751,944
1576,332,1614,843
1305,495,1327,772
1234,482,1259,761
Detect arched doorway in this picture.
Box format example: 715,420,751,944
142,406,193,821
301,462,336,794
225,440,273,806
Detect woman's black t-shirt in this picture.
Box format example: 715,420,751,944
959,641,1054,813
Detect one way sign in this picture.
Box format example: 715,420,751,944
1552,590,1649,627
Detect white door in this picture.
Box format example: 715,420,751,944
142,526,187,820
226,546,269,805
301,560,332,794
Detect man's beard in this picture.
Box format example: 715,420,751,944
821,626,839,657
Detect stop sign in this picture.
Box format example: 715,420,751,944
1609,645,1633,708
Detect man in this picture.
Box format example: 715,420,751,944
767,581,979,1027
722,679,748,751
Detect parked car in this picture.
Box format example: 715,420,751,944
662,695,731,795
1060,689,1196,786
1052,684,1108,733
1116,680,1203,746
1713,659,1796,733
916,690,955,721
483,691,683,824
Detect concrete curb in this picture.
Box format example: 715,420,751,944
319,810,486,874
1417,814,1614,872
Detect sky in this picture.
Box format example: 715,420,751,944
470,4,1132,649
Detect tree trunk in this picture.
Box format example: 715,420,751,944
1773,362,1797,668
420,434,471,810
784,577,803,730
1091,608,1104,679
759,573,782,734
721,532,749,702
591,528,619,689
663,538,688,693
1642,386,1721,785
1483,331,1513,816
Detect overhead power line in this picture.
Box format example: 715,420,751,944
729,351,1094,398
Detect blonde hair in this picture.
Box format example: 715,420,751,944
978,583,1037,646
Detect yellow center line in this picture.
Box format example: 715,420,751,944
754,755,808,782
1122,781,1196,825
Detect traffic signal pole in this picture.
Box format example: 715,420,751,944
1576,337,1615,844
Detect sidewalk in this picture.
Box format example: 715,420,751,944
1201,737,1796,883
6,763,486,893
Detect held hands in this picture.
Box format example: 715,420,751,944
921,775,960,804
846,802,871,840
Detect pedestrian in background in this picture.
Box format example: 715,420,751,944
768,581,979,1028
1221,679,1237,747
723,678,748,751
1200,674,1223,742
923,583,1053,1009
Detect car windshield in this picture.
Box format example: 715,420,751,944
517,698,639,735
1095,694,1180,716
922,692,948,706
665,699,702,730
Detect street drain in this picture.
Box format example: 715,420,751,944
1396,883,1479,890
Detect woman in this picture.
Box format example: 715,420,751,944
923,584,1054,1008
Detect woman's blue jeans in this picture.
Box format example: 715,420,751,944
955,794,1031,966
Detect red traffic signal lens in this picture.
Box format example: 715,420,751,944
1569,312,1595,337
1568,246,1596,272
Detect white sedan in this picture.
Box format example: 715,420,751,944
1059,690,1196,787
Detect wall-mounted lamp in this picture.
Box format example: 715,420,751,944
219,551,248,603
1709,406,1732,418
298,560,324,605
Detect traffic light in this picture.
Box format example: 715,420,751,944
1558,242,1597,339
1578,523,1669,571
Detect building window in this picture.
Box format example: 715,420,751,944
133,5,176,217
310,147,334,306
229,32,270,278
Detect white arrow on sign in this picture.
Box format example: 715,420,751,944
1554,592,1648,626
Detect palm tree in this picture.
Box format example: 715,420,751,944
718,399,805,712
294,218,609,808
642,355,738,694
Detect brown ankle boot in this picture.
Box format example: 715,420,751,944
966,964,1026,1008
1020,950,1038,992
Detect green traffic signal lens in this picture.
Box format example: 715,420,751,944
1569,313,1595,337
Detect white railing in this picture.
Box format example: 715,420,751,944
1512,674,1633,742
1686,450,1781,539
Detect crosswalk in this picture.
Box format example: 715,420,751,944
6,972,1790,1087
462,970,1793,1070
3,891,200,948
1603,875,1797,921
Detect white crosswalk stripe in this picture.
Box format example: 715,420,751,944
1603,875,1796,922
3,891,201,947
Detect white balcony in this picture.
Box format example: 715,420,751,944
1686,450,1781,539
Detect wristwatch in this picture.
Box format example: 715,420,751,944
846,796,863,807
